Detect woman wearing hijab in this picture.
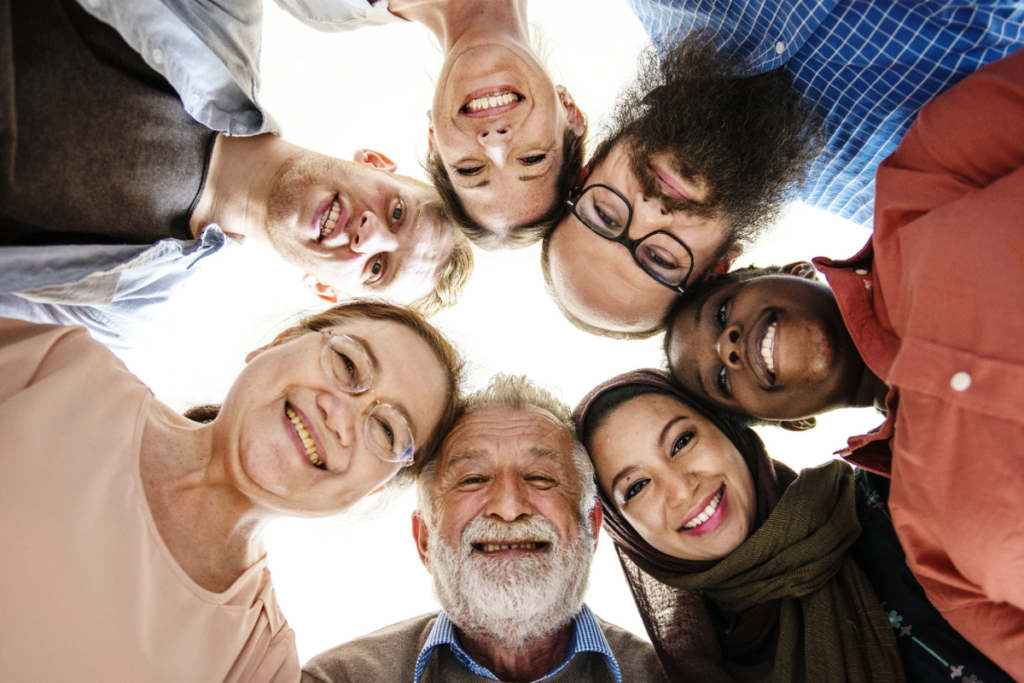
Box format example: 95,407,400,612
573,369,1010,683
0,301,462,682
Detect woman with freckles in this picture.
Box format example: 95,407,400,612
0,301,462,682
573,370,1014,683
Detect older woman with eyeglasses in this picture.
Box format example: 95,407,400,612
0,301,462,682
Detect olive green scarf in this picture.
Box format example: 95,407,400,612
664,460,904,683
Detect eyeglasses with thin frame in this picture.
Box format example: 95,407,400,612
565,184,695,293
319,331,415,466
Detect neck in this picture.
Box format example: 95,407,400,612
140,401,269,593
390,0,529,53
190,133,296,241
456,621,575,683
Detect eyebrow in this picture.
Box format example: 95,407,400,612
658,415,687,449
610,465,638,496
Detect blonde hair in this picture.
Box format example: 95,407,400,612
413,226,474,317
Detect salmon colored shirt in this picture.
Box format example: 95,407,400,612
814,49,1024,680
0,319,300,682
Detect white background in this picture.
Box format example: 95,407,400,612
118,0,885,664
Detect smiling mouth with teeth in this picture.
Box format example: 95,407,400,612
472,541,548,553
463,91,521,113
286,404,325,469
319,195,341,241
760,320,778,381
682,486,724,530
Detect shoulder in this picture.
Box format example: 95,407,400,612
301,612,439,683
592,614,668,683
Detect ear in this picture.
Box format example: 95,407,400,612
588,504,603,552
244,327,301,363
705,243,744,283
302,273,339,302
779,261,817,280
412,511,431,569
352,148,398,174
779,417,817,432
557,86,587,138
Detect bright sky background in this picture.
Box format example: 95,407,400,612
117,0,887,664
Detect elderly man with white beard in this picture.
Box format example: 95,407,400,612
302,375,666,683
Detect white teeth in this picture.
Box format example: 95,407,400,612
286,405,325,469
683,489,724,530
319,197,341,239
478,542,540,552
760,321,777,375
465,91,519,112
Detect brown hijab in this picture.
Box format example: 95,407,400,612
573,370,902,683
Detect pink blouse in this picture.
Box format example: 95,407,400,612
0,319,299,682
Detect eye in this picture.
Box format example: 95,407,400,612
716,299,729,328
336,352,358,381
390,200,404,224
373,417,395,447
367,256,384,283
456,166,484,176
717,365,731,398
520,154,546,165
624,478,649,503
672,431,694,455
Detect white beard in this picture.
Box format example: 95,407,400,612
428,515,594,651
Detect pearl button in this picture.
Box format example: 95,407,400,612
855,269,868,275
151,48,164,65
776,41,786,54
950,372,972,392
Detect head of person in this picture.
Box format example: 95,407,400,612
188,301,464,517
260,145,474,316
425,33,587,249
413,375,600,649
573,369,778,565
664,263,866,429
544,34,821,337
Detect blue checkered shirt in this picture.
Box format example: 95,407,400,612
412,605,623,683
628,0,1024,225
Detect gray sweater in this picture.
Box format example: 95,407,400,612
302,612,668,683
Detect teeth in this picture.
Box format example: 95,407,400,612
478,542,540,552
683,488,724,530
465,91,519,112
286,405,325,469
319,197,341,240
760,322,777,376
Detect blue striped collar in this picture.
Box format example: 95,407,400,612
413,604,622,683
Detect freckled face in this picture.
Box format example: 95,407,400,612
667,275,862,420
217,318,448,516
590,393,755,561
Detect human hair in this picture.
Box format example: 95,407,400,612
578,383,676,452
424,124,588,250
411,225,475,318
184,301,465,486
416,374,597,527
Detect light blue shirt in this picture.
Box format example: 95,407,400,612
0,226,230,351
629,0,1024,225
413,605,623,683
74,0,403,136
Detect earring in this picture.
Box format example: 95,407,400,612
555,85,565,94
426,109,432,120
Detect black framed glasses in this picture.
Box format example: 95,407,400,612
565,184,695,294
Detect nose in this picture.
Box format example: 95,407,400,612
477,124,513,165
717,323,744,370
626,193,673,239
350,210,399,254
664,468,700,513
483,471,533,522
317,389,379,450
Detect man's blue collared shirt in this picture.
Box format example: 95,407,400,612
628,0,1024,226
413,605,623,683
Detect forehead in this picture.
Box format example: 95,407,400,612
439,405,575,471
390,197,455,302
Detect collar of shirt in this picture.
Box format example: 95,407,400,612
413,604,623,683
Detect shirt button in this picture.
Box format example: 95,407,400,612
855,269,868,275
85,0,101,7
188,93,200,107
776,41,786,54
950,372,972,392
151,48,164,65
